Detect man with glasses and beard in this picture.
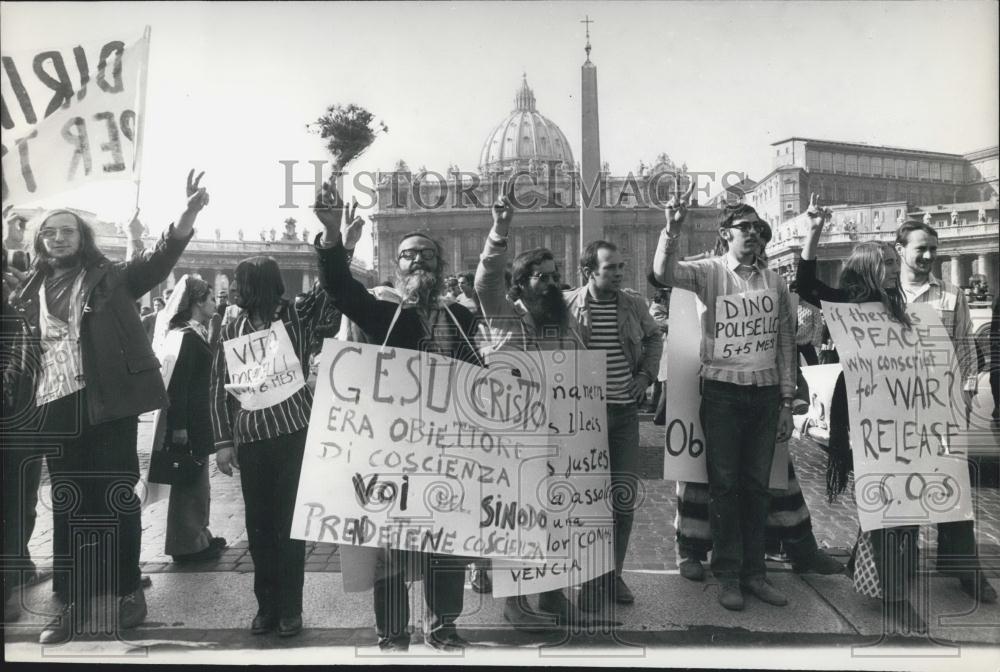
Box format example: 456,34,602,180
313,183,481,651
473,180,589,631
652,197,795,612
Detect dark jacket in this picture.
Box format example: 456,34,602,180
318,238,481,365
6,226,193,425
166,327,214,458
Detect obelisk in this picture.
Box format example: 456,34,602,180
579,15,603,248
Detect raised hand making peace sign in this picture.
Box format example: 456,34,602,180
185,169,210,213
663,177,697,233
314,179,365,249
490,178,517,237
805,192,832,231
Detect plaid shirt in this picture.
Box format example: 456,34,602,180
901,275,978,390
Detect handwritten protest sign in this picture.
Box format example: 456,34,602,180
222,321,304,410
822,301,973,531
663,288,788,487
1,31,150,206
712,289,780,370
291,341,561,564
492,349,613,597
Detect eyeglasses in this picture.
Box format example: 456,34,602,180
39,227,79,239
398,248,437,261
529,272,561,283
726,221,771,240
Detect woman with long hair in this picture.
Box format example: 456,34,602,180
153,275,227,562
795,193,924,634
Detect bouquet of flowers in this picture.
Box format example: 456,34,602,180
308,103,388,169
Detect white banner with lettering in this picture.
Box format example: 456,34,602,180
822,301,973,531
1,30,149,206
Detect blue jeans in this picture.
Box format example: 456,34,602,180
699,380,779,584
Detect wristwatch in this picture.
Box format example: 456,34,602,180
780,398,794,409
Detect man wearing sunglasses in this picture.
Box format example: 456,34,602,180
652,197,795,612
313,183,480,652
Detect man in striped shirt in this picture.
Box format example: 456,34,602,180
563,240,662,611
895,220,996,604
652,196,795,612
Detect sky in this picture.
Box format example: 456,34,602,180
2,1,998,265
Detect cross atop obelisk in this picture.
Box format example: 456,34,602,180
581,15,594,61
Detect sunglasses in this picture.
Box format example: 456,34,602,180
398,248,438,261
529,272,561,283
726,221,771,240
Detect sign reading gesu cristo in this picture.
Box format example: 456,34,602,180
822,301,974,532
291,341,612,579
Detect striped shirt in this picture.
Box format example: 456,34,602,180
210,287,330,451
653,234,795,397
588,297,634,403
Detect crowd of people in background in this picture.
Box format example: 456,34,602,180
2,171,998,648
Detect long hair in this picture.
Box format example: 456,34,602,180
234,256,285,320
839,242,910,326
510,247,556,300
168,277,212,329
29,209,103,273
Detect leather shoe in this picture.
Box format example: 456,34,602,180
278,615,303,637
576,586,602,613
470,567,491,594
172,544,223,564
210,537,228,549
959,576,998,604
742,578,788,606
39,604,76,644
426,629,468,650
679,559,705,582
793,549,844,575
613,575,634,605
537,590,582,625
503,596,555,633
251,610,276,635
718,583,744,611
118,589,147,629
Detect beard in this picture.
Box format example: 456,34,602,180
395,267,442,308
522,284,568,336
49,251,83,270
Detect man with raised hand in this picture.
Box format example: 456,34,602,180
314,182,480,652
4,170,209,643
652,186,795,612
561,228,662,614
475,179,591,630
894,218,997,604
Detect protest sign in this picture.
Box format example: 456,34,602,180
492,349,613,597
1,30,149,206
291,341,559,563
712,288,780,370
135,329,183,508
822,301,974,531
663,288,788,486
222,321,305,410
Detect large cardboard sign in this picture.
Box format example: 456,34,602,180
663,289,788,488
292,341,572,564
822,301,974,531
492,349,613,597
1,31,149,206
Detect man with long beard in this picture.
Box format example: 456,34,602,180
473,180,588,631
314,184,481,651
